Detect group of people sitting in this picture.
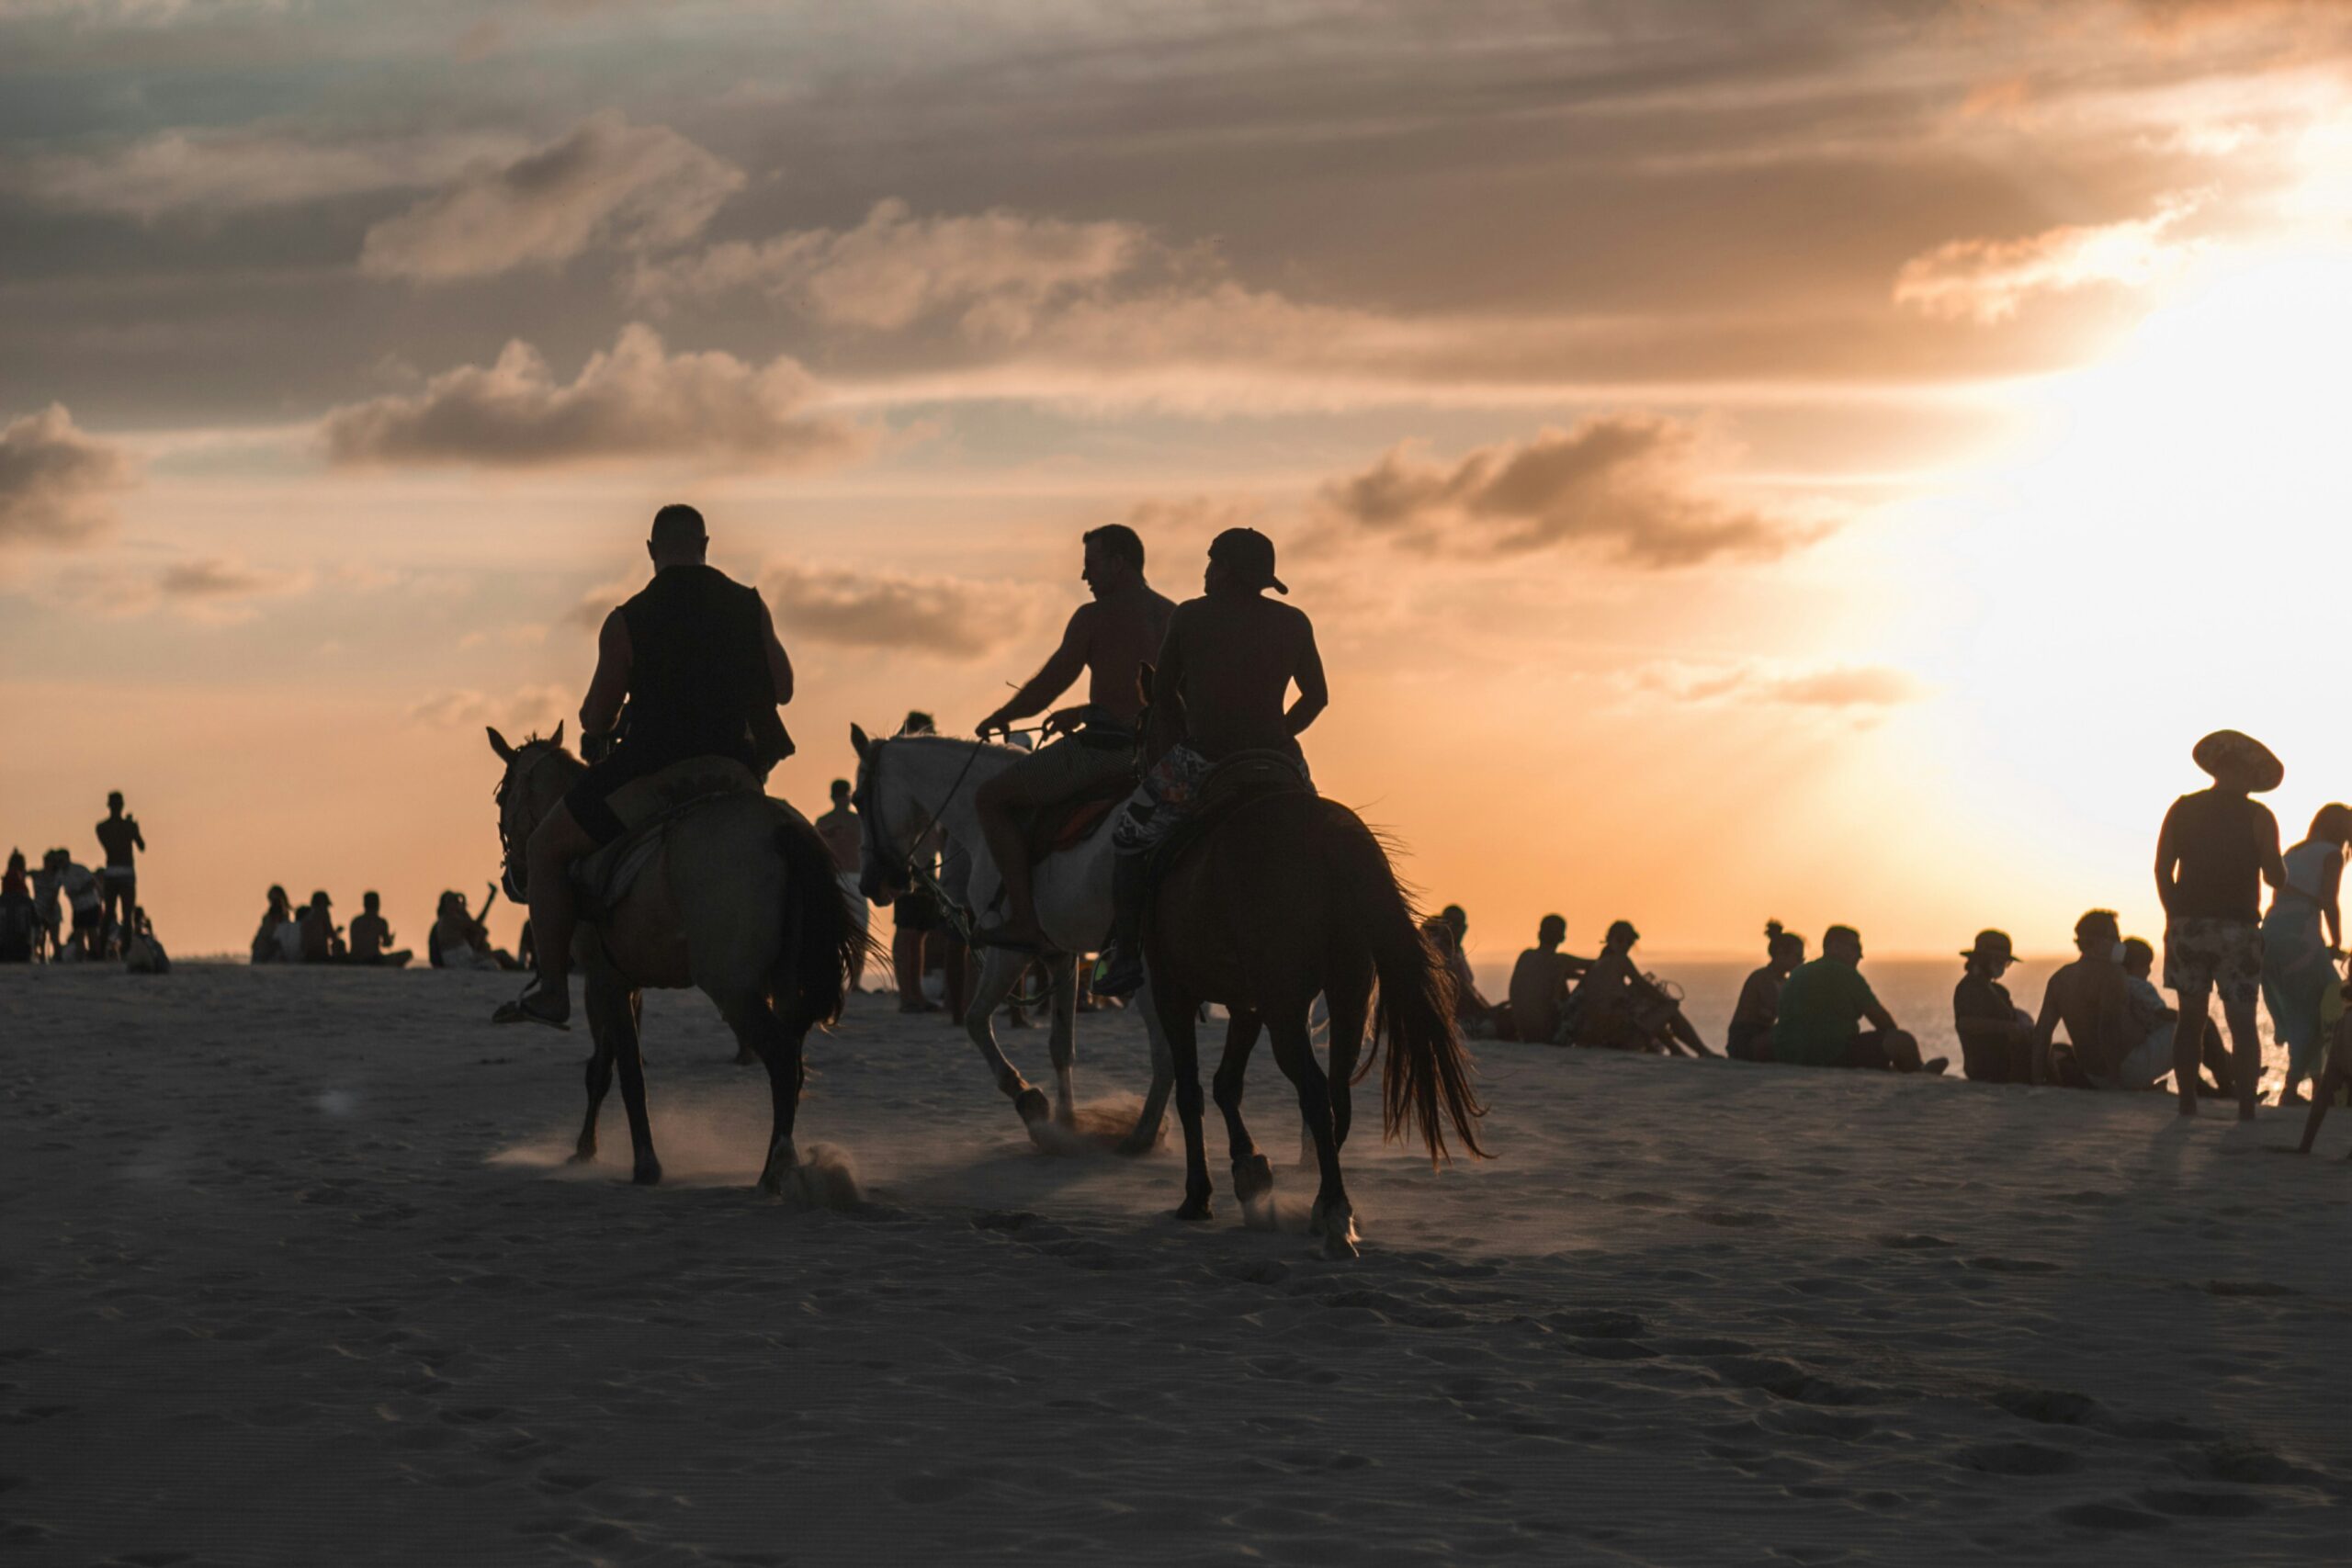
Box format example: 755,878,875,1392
249,884,521,970
1429,907,1717,1058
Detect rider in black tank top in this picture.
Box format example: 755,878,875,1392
616,563,769,773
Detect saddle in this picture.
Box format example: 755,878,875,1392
1145,749,1315,885
571,755,763,919
1019,771,1135,860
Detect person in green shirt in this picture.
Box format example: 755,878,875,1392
1770,924,1947,1074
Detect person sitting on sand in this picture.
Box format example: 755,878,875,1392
815,778,870,989
1563,919,1711,1055
431,887,514,971
0,850,36,964
1953,930,2035,1083
1423,905,1493,1032
123,907,169,975
1727,920,1804,1062
2120,936,2232,1099
2030,909,2165,1090
1770,924,1944,1074
348,891,413,968
2156,729,2286,1121
1506,914,1585,1044
251,885,298,964
299,891,345,964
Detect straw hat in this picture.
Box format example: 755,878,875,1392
2191,729,2283,793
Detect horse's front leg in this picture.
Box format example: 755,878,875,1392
1119,976,1175,1156
1047,954,1080,1126
1268,1010,1354,1258
1154,987,1213,1222
572,1024,616,1164
1214,1010,1272,1209
587,964,660,1186
962,944,1047,1127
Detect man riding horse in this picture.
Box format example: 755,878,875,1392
1094,526,1327,997
493,503,797,1028
971,523,1172,952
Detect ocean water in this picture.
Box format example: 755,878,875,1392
1465,953,2301,1093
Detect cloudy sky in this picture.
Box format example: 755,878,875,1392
7,0,2352,964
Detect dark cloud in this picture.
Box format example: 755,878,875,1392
762,560,1019,659
1317,416,1826,569
0,402,132,548
319,323,871,469
360,113,742,283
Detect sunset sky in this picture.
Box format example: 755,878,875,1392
8,0,2352,964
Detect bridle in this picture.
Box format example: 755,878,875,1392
495,743,575,902
855,736,988,905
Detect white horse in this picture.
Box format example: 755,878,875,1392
849,727,1172,1153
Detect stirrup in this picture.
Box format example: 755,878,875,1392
492,981,571,1031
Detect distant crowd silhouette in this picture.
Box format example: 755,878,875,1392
3,791,166,971
248,883,518,971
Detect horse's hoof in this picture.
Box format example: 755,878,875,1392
1323,1227,1361,1261
1174,1196,1214,1223
1012,1087,1051,1125
1232,1154,1274,1203
1115,1133,1157,1159
632,1159,662,1187
568,1147,596,1166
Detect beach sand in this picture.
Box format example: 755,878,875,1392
4,962,2348,1563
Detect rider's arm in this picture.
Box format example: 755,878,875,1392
982,607,1091,731
1286,617,1329,738
759,593,794,705
582,609,630,737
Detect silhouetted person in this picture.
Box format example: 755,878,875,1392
0,850,35,964
888,714,946,1012
1953,929,2036,1083
47,849,101,959
2122,935,2231,1098
1727,920,1804,1062
299,891,344,964
2156,729,2286,1120
124,907,169,975
433,887,514,970
971,524,1174,949
1770,924,1942,1073
252,885,297,964
1564,919,1709,1055
1507,913,1585,1044
1099,527,1326,994
349,891,413,967
816,777,869,989
495,504,796,1028
2033,909,2165,1089
2263,802,2350,1104
94,791,143,954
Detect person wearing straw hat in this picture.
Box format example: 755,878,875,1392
1952,929,2035,1083
2155,729,2286,1120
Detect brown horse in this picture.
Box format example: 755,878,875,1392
1136,726,1487,1259
487,726,861,1196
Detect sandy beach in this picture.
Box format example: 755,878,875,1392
4,962,2347,1564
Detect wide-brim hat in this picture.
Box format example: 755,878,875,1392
2192,729,2283,793
1961,929,2016,963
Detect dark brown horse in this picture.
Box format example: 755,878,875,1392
488,726,862,1196
1136,705,1487,1258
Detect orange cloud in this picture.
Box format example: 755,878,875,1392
1894,197,2203,322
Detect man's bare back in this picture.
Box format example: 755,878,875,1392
816,808,860,875
1071,587,1174,725
1155,592,1327,759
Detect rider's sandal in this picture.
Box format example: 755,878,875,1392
492,983,571,1031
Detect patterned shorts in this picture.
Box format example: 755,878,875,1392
1110,742,1310,853
2164,917,2264,1009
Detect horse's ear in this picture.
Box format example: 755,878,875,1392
550,719,565,749
487,727,516,763
1136,662,1156,706
851,723,871,760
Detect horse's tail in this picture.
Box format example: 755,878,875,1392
773,810,862,1029
1323,807,1487,1166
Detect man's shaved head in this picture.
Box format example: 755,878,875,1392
650,503,708,562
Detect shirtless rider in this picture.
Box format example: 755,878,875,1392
1093,527,1327,996
970,524,1173,950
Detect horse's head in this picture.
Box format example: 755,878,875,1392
847,723,907,906
487,722,581,902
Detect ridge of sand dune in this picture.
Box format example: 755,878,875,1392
3,964,2347,1563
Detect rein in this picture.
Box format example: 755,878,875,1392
497,745,578,900
863,737,989,899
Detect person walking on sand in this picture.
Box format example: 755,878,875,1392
1953,929,2036,1083
1770,924,1945,1074
2263,803,2350,1105
2030,910,2162,1089
94,792,143,954
1726,920,1804,1062
816,778,870,990
970,523,1173,951
2156,729,2286,1120
1507,914,1585,1044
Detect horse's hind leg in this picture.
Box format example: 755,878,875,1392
1118,976,1175,1157
732,1002,807,1198
589,968,660,1186
1269,1010,1354,1258
1324,961,1374,1152
1214,1010,1273,1207
1154,986,1214,1222
572,1026,616,1164
963,945,1050,1130
1047,954,1080,1126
